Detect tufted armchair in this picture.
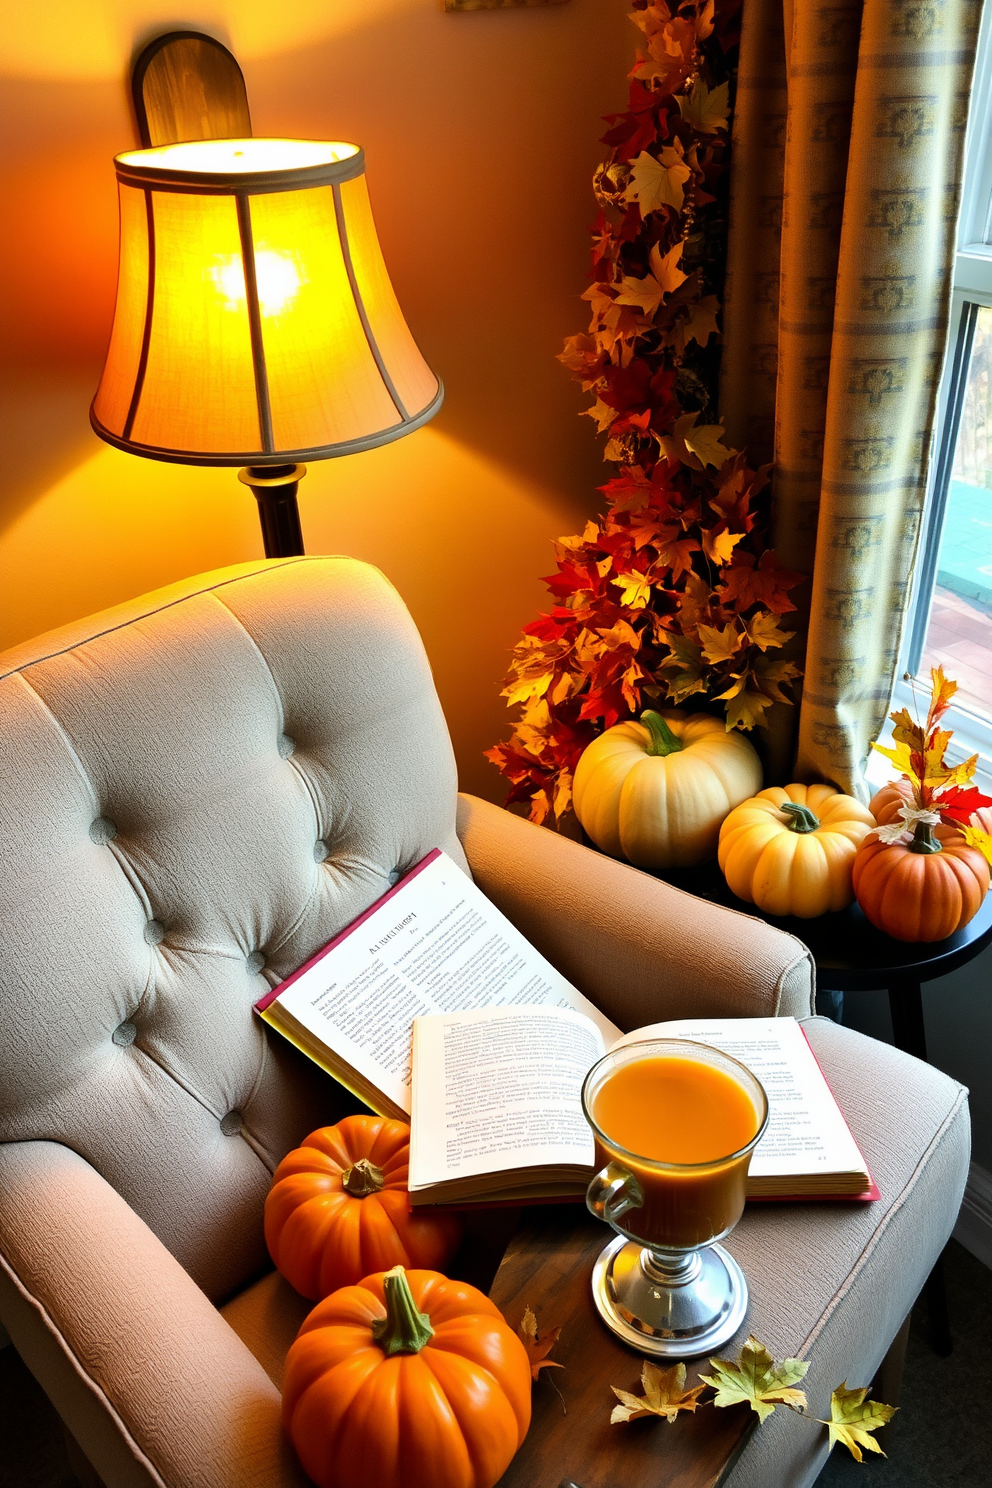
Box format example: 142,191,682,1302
0,558,969,1488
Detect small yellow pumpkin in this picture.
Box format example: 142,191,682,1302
573,709,762,870
718,784,876,917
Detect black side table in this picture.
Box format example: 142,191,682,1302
659,861,992,1353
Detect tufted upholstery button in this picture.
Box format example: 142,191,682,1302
313,839,329,863
113,1021,137,1047
277,733,295,759
143,918,165,945
246,950,265,973
89,816,117,845
220,1110,244,1136
388,867,402,886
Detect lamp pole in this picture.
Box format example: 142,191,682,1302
238,465,306,558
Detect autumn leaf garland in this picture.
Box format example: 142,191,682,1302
487,1,803,826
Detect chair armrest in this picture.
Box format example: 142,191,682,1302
0,1140,307,1488
457,794,814,1030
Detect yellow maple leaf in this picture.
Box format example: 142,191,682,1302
552,773,572,822
613,571,653,609
684,421,730,468
698,621,743,665
871,739,915,776
822,1383,896,1462
701,1336,809,1423
677,79,730,133
659,413,728,472
614,271,666,319
611,1360,706,1425
624,144,692,215
502,671,553,707
582,398,617,432
961,825,992,866
703,526,745,565
723,683,774,731
746,610,792,652
649,239,688,295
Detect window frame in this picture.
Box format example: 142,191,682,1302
879,4,992,793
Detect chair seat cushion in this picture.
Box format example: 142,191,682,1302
221,1017,968,1488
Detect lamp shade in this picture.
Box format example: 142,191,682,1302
91,138,442,465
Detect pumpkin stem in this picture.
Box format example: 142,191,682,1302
371,1266,435,1356
908,819,942,855
640,710,684,757
781,802,820,834
341,1157,385,1197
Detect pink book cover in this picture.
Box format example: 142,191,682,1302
253,848,443,1015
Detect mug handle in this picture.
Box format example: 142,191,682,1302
586,1161,643,1226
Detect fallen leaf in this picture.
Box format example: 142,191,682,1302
518,1306,564,1380
701,1336,809,1422
822,1383,896,1462
611,1360,706,1424
677,80,730,134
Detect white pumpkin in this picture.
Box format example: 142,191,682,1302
573,710,763,870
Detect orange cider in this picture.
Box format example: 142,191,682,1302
590,1052,763,1249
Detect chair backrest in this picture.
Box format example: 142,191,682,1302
0,558,466,1300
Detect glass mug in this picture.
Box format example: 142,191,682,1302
581,1038,768,1357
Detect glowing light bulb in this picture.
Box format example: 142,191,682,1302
210,249,304,316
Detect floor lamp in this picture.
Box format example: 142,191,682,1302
90,32,443,557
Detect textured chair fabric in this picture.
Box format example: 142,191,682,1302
0,558,967,1488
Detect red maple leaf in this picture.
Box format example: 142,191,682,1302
938,785,992,823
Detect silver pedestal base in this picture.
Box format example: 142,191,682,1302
591,1233,748,1358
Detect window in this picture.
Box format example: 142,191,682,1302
885,4,992,786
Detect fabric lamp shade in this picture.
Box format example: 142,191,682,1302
91,138,442,465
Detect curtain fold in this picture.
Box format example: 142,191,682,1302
721,0,982,798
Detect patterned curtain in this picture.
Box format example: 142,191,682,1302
721,0,983,797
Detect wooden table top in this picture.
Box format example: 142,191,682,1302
489,1206,753,1488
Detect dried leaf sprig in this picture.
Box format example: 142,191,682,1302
871,666,992,862
613,1334,896,1463
518,1305,564,1380
487,1,804,826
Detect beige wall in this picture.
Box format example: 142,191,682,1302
0,0,630,798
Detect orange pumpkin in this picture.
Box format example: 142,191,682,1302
868,779,912,827
852,821,989,941
283,1265,532,1488
265,1116,461,1299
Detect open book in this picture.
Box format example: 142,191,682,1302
256,849,874,1207
254,849,620,1121
407,1011,876,1207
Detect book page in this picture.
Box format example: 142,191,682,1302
261,851,620,1115
409,1004,604,1190
611,1018,868,1180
